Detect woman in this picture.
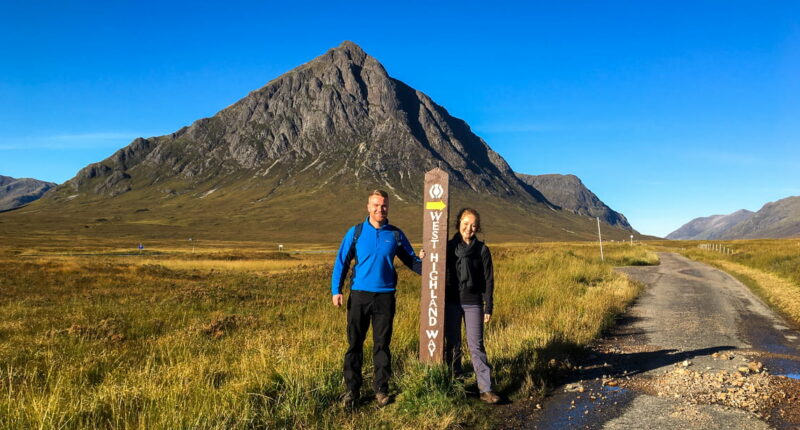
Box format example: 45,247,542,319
445,208,500,404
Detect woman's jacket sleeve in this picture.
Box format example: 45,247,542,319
481,244,494,314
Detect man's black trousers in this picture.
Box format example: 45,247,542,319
344,290,396,395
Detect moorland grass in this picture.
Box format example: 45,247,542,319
0,242,656,429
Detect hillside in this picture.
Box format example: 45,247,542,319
0,42,642,244
0,175,56,211
666,209,754,240
668,196,800,240
516,173,634,231
719,196,800,239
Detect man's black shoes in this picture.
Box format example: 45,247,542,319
341,390,393,409
341,391,359,410
375,392,391,407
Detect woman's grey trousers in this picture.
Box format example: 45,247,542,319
444,302,492,393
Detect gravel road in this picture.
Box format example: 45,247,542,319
499,252,800,429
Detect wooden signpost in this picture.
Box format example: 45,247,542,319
420,168,449,363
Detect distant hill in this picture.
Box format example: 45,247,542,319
668,196,800,240
666,209,754,240
516,173,634,231
0,175,56,211
0,42,643,243
719,196,800,239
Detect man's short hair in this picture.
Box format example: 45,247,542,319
369,189,389,199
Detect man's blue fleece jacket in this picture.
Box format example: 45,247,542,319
331,217,422,295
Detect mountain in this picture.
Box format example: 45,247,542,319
0,42,642,243
718,196,800,239
666,209,755,240
668,196,800,240
0,175,57,211
60,41,537,202
516,173,634,231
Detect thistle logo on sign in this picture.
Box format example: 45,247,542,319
420,168,449,363
429,183,444,199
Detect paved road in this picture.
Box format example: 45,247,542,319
501,252,800,429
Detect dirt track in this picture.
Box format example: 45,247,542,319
500,252,800,429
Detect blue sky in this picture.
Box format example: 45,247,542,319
2,1,798,237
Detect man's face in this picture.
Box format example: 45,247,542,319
367,195,388,225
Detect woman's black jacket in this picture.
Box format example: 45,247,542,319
445,234,494,314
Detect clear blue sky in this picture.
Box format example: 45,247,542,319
2,1,798,237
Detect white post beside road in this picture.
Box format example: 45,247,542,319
597,217,604,262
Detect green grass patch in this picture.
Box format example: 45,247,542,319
0,241,655,429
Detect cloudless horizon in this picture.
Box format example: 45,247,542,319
2,1,799,237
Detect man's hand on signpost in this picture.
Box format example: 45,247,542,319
332,294,343,307
419,249,426,259
484,314,491,324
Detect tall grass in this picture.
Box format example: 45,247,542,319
0,242,656,429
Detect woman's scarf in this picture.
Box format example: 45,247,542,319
454,236,480,291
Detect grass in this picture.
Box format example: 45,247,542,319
653,239,800,327
0,240,657,429
0,168,654,244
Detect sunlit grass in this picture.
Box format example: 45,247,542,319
0,241,656,429
132,258,322,273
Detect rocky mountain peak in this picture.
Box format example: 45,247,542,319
60,41,541,205
516,172,634,231
324,40,369,66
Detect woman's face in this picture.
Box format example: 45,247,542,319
459,213,478,242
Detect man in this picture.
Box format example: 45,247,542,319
331,189,422,408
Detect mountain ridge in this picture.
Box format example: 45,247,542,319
3,41,641,243
516,173,634,231
719,196,800,239
667,196,800,240
60,41,538,203
666,209,755,240
0,175,57,211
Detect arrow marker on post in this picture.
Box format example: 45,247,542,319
425,201,447,211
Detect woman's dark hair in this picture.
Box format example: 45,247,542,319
454,207,482,233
